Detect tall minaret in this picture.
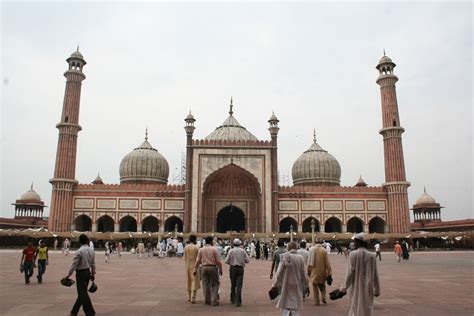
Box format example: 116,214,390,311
48,48,86,232
268,111,279,232
184,110,196,232
376,53,411,233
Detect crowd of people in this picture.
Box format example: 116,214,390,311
18,235,416,316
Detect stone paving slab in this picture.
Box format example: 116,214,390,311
0,250,472,315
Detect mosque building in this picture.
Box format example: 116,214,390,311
45,49,413,234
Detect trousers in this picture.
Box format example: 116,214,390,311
23,260,34,284
71,269,95,316
312,283,326,305
37,259,47,282
201,266,219,304
229,266,244,305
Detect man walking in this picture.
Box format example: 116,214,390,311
339,233,380,316
374,241,382,261
193,236,223,306
184,235,200,303
273,241,308,316
64,234,96,316
20,241,37,284
36,240,48,283
270,239,287,280
307,240,332,305
394,241,402,263
225,238,250,307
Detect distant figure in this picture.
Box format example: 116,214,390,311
273,241,308,316
89,240,94,251
184,235,200,303
401,240,410,260
138,240,145,259
296,241,309,265
225,238,250,307
104,241,111,263
374,241,382,261
193,236,223,306
394,241,402,263
63,238,70,256
117,241,123,257
255,240,261,259
263,243,269,260
336,240,343,255
146,241,152,258
340,233,380,316
324,241,332,255
64,234,96,316
20,241,37,284
270,239,287,280
54,238,59,250
250,241,256,258
177,240,184,257
36,240,49,284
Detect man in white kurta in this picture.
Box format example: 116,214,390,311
340,233,380,316
273,242,308,316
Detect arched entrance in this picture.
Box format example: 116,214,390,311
279,217,298,233
164,216,183,232
97,215,114,232
216,205,245,233
120,215,137,232
75,215,92,232
347,217,364,233
202,163,261,232
325,217,342,233
302,217,320,233
369,217,385,233
142,216,159,232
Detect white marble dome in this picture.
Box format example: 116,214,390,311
292,136,341,186
415,188,437,205
119,137,169,184
20,184,41,201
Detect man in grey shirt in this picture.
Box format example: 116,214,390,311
225,238,250,307
270,239,287,280
64,234,96,316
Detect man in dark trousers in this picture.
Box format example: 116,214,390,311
20,241,37,284
225,238,250,306
64,234,96,316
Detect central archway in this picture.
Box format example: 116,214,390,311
201,163,261,232
216,205,245,233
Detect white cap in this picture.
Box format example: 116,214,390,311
233,238,241,246
354,233,366,242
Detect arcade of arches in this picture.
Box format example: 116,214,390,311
201,164,262,232
278,216,386,234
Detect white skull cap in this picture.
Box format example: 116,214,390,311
354,233,366,242
233,238,241,245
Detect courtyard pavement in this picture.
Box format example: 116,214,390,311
0,249,472,316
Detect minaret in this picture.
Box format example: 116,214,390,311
376,53,411,233
48,48,86,231
268,111,279,232
184,110,196,232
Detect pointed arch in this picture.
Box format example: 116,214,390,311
324,217,342,233
279,217,298,233
74,214,92,232
97,215,114,232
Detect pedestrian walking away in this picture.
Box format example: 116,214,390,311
339,233,380,316
307,240,332,306
270,239,287,280
394,241,402,263
64,234,96,316
374,241,382,261
272,241,309,316
20,241,37,284
184,235,201,303
36,240,49,284
225,238,250,307
193,236,223,306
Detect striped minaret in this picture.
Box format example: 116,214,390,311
376,53,411,233
48,48,86,232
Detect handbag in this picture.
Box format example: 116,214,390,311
268,285,280,300
19,263,24,273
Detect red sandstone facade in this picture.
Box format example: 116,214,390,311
47,50,411,234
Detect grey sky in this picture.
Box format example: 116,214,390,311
1,2,472,221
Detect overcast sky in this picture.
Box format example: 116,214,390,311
1,2,472,222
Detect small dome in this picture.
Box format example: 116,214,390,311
205,102,258,142
20,184,41,201
292,134,341,186
119,137,169,184
185,111,195,121
70,50,84,60
268,112,279,122
415,187,437,204
355,175,367,187
378,55,393,64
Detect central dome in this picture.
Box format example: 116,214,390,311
20,184,42,201
204,100,258,142
119,135,169,184
292,133,341,186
